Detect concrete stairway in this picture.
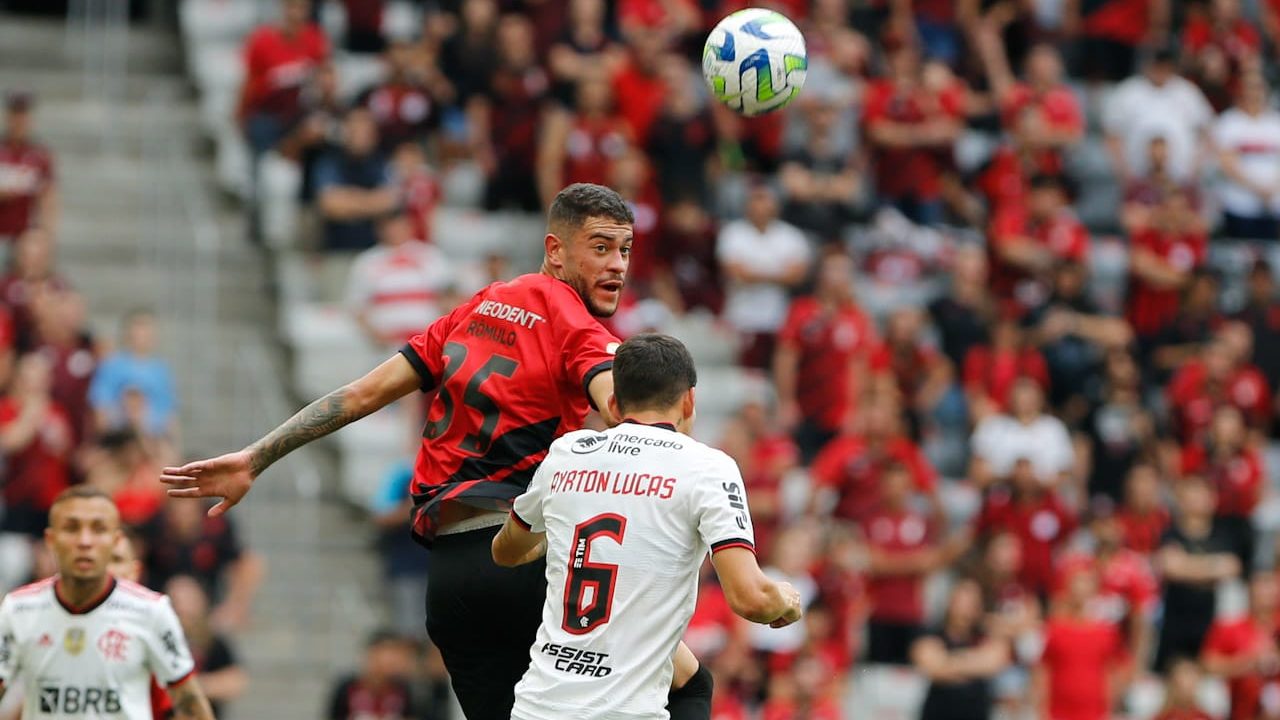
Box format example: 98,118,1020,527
0,13,391,719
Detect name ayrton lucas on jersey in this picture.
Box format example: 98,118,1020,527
549,468,678,500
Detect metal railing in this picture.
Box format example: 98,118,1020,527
65,0,130,152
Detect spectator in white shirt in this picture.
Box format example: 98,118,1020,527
717,182,812,369
346,209,453,349
1213,70,1280,240
1102,47,1214,185
970,377,1075,491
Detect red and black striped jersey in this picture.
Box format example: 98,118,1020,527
399,273,618,544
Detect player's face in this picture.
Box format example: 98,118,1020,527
560,217,632,317
45,498,121,582
107,535,141,582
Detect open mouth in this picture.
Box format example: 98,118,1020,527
597,280,623,294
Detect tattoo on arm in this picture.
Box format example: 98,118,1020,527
247,386,365,476
171,679,215,720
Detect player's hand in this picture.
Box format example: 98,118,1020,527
160,450,255,518
770,582,803,629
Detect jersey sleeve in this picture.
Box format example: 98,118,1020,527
400,293,482,391
511,450,553,533
0,598,17,686
554,294,619,406
144,597,197,687
692,452,756,555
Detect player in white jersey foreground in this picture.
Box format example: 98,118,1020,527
0,487,214,719
492,333,803,720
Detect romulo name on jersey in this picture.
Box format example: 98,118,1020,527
39,684,122,714
465,319,518,347
549,469,677,499
474,300,545,329
539,643,613,677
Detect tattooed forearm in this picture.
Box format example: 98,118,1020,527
247,386,368,476
171,679,215,720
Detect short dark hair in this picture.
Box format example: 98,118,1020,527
50,485,116,512
612,333,697,414
547,183,634,236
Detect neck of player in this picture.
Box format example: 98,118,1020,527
623,408,684,432
58,573,112,609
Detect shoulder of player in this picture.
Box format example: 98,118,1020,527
114,578,165,604
2,576,56,609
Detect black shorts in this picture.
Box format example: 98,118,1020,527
866,619,922,666
425,525,546,720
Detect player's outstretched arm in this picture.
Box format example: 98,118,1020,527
711,547,803,628
588,371,622,427
168,676,216,720
161,354,423,516
491,515,547,567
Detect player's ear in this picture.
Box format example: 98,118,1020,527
682,388,696,421
544,232,565,270
607,393,621,421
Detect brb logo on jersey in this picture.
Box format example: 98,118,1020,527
39,684,122,714
571,434,608,455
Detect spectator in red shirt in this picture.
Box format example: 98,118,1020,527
810,401,939,524
1202,571,1280,720
1180,405,1264,571
963,312,1050,422
1,226,67,353
1064,502,1159,660
1066,0,1171,82
976,457,1076,598
988,173,1089,312
1122,136,1205,236
390,141,440,246
775,252,877,462
1034,563,1129,720
468,14,551,212
238,0,330,156
1117,463,1170,555
863,46,965,225
0,92,57,244
30,286,97,450
1127,188,1208,341
536,73,633,208
864,463,967,665
359,40,452,154
1151,656,1214,720
868,307,953,433
647,197,721,315
1181,0,1261,111
610,30,675,147
979,41,1083,178
326,630,420,720
1168,331,1271,443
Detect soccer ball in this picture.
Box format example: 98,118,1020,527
702,8,808,117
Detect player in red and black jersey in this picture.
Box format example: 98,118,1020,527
160,184,711,720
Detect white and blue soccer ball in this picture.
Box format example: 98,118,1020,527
702,8,808,117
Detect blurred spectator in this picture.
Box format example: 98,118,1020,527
277,62,345,204
546,0,626,105
370,452,429,638
1201,571,1280,720
1034,563,1129,720
868,307,953,432
1181,0,1260,112
717,401,800,558
988,173,1089,312
1082,351,1156,502
0,352,72,589
326,630,420,720
141,497,266,632
31,287,97,449
1166,329,1270,443
1122,136,1204,235
1154,475,1242,672
717,182,810,369
89,309,178,440
1152,656,1214,720
314,108,398,252
1102,47,1213,185
971,378,1075,490
981,42,1084,177
338,0,387,54
975,456,1076,598
439,0,499,104
612,29,674,148
864,464,967,665
536,74,633,207
1117,464,1171,555
85,429,166,528
774,252,875,462
238,0,329,157
468,15,550,212
1212,71,1280,240
810,401,939,524
390,141,441,246
778,89,863,240
1127,188,1208,341
962,311,1049,421
751,524,819,657
359,41,453,154
1149,269,1224,380
167,575,248,718
1179,405,1264,571
647,197,722,314
929,245,996,370
911,577,1010,720
862,47,964,225
1076,501,1160,659
0,91,57,244
347,210,453,349
646,55,716,205
1,226,68,352
1234,260,1280,393
1066,0,1170,82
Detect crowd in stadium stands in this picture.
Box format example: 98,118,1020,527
0,92,255,717
194,0,1280,716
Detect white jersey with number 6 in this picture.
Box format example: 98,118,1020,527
510,421,755,720
0,577,195,719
